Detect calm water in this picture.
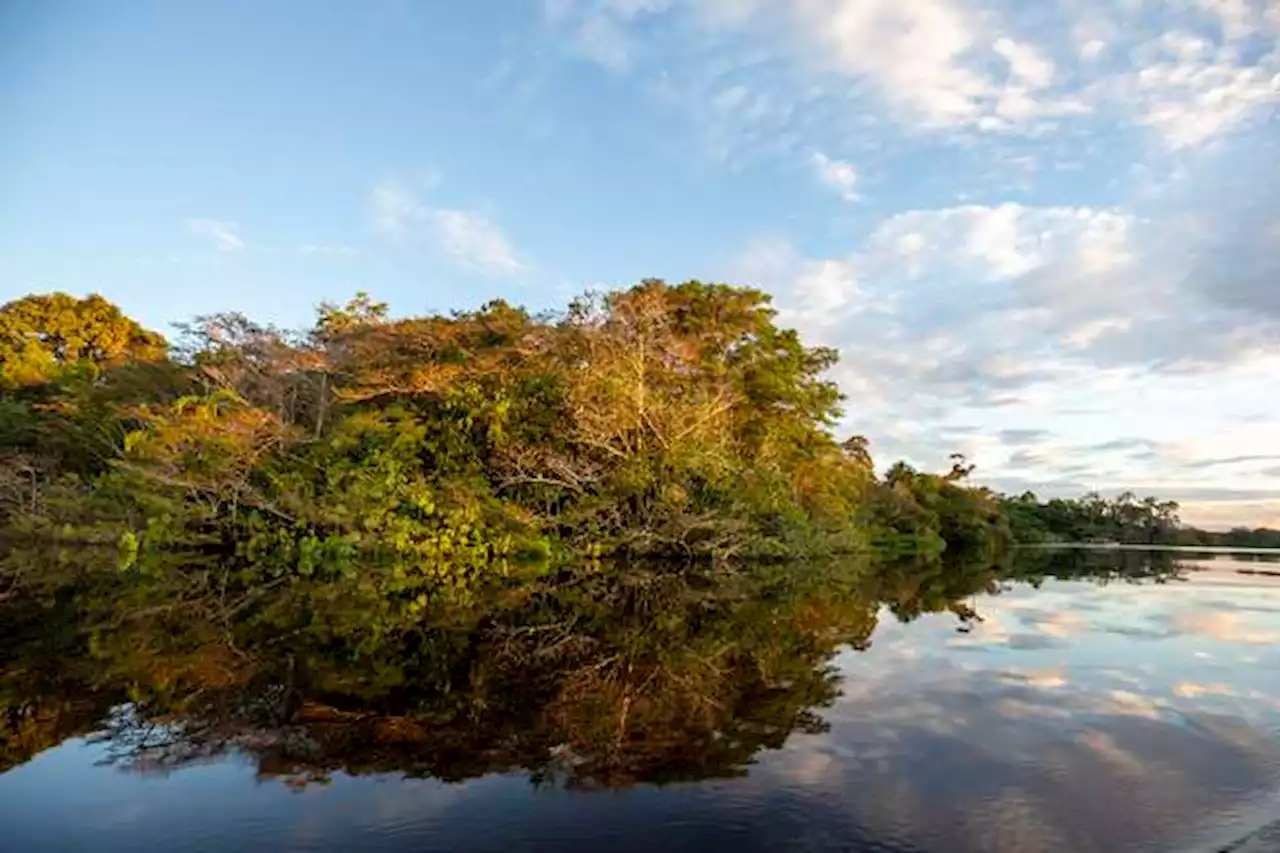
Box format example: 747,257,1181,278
3,550,1280,852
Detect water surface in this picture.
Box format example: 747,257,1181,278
2,549,1279,852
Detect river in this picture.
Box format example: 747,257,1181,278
2,548,1278,852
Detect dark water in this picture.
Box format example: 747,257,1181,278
3,549,1280,852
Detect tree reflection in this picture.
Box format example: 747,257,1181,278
1,550,1188,786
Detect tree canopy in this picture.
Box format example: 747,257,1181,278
0,283,884,602
0,292,166,389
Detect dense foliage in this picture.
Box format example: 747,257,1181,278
999,491,1182,544
0,286,1018,600
0,285,868,570
853,454,1011,561
1175,525,1280,549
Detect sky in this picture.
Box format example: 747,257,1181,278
2,0,1278,528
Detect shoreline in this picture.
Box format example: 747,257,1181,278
1018,543,1280,555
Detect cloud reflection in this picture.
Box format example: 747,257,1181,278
750,570,1280,852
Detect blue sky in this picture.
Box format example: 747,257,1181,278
2,0,1279,526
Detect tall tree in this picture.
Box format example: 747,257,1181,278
0,293,166,388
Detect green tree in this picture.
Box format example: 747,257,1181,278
0,293,166,389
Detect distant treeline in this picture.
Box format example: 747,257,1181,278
999,490,1280,548
1175,526,1280,549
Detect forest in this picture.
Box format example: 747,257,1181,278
999,490,1280,548
0,285,1010,585
0,285,1274,615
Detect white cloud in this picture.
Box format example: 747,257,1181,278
1080,39,1107,62
573,13,635,71
1172,682,1235,698
546,0,1095,135
544,0,1012,127
370,181,427,239
811,151,858,200
1195,0,1261,42
793,257,860,315
1123,31,1280,150
861,203,1123,283
1170,612,1280,645
425,208,524,274
737,201,1139,420
795,0,992,125
1178,500,1280,529
368,180,524,275
538,0,1280,153
993,37,1055,89
184,218,244,252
